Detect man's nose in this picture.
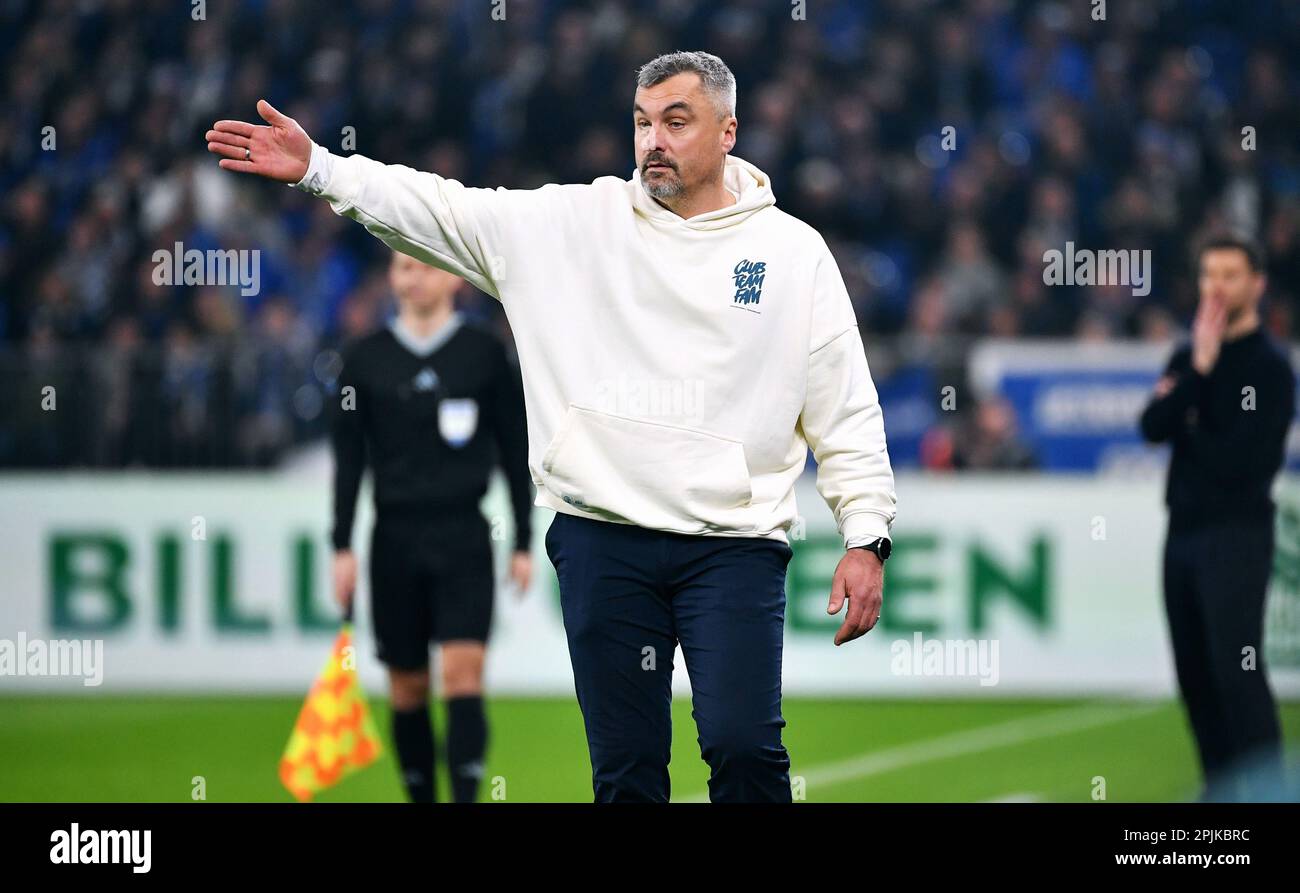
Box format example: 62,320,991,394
639,124,665,152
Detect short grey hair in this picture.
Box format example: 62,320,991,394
636,51,737,119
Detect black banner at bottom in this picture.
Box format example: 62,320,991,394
2,802,1294,878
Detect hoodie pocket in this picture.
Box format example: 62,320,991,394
541,405,754,532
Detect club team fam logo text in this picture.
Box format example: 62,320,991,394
732,258,767,309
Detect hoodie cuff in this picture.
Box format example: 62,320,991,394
840,512,893,550
291,141,335,195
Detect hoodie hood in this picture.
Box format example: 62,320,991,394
630,154,776,231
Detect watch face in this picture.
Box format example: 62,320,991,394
877,538,892,559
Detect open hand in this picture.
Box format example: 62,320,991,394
206,99,312,184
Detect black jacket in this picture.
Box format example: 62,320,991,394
1139,328,1295,530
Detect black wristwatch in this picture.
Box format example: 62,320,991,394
853,537,892,563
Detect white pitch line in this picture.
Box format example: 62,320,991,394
675,702,1162,803
982,791,1043,803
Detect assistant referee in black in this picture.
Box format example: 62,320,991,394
332,250,533,804
1140,233,1295,801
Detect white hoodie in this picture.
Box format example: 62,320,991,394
296,145,896,547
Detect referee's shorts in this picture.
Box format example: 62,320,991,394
368,506,495,670
545,510,794,803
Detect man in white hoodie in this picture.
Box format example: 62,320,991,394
206,51,896,803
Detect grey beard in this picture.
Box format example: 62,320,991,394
643,174,684,201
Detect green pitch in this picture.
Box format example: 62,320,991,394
2,696,1297,802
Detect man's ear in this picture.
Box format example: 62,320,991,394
720,116,737,154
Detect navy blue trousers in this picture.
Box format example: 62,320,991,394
545,511,793,803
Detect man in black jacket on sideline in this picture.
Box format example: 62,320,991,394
1140,233,1295,801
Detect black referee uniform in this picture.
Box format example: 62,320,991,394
331,312,531,801
1140,327,1295,800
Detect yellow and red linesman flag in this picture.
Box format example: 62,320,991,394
279,623,382,802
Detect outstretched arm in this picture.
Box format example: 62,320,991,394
206,100,532,299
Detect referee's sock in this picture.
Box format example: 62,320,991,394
392,705,436,803
447,695,488,803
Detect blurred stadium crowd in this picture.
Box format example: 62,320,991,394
1,0,1298,468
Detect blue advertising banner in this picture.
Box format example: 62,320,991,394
967,340,1300,473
